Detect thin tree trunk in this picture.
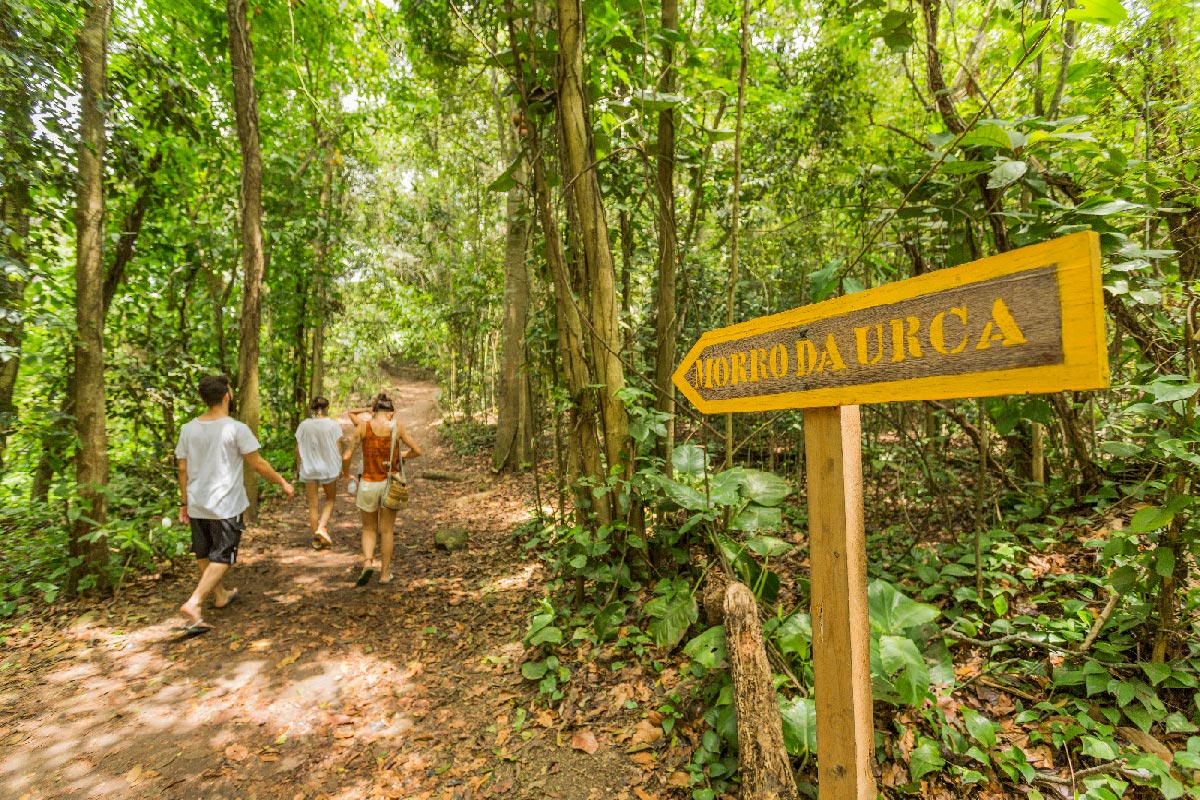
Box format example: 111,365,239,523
309,146,333,402
653,0,679,470
1046,5,1078,120
0,12,32,473
70,0,113,593
724,0,750,471
491,87,533,472
228,0,265,521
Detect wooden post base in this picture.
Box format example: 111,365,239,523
805,406,876,800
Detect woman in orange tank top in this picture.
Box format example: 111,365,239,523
340,392,422,585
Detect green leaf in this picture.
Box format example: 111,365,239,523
1109,565,1137,593
528,625,563,646
875,10,915,52
683,626,726,669
1081,735,1119,760
779,696,817,757
1154,547,1176,579
1123,703,1153,732
909,738,945,780
740,470,790,506
1130,505,1174,533
671,444,707,477
486,155,523,192
1141,662,1173,686
774,613,811,658
869,580,941,635
1066,0,1128,25
731,505,783,532
594,602,626,642
880,634,930,705
745,535,793,558
987,159,1027,189
1100,441,1142,458
645,584,699,649
962,707,998,749
1075,197,1138,216
1144,379,1199,404
521,660,549,680
656,476,710,512
959,124,1014,151
709,468,746,507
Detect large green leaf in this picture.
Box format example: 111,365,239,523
779,696,817,757
987,159,1027,189
683,626,726,669
868,579,941,635
655,475,710,512
671,443,707,477
961,707,998,749
645,583,699,649
773,613,811,659
1066,0,1128,25
731,505,783,532
744,535,793,557
710,468,747,507
880,634,930,705
740,470,790,506
959,124,1013,151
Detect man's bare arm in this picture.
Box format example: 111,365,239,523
245,451,295,497
177,459,190,523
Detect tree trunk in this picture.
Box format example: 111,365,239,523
724,0,750,470
70,0,113,593
724,582,800,800
309,146,334,403
507,2,607,522
553,0,632,498
228,0,265,520
652,0,679,470
0,12,32,473
492,114,533,472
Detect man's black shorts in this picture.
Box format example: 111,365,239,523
189,517,245,564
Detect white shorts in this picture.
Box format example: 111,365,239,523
355,480,388,512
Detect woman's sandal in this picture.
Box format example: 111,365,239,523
312,528,332,549
354,566,375,587
379,573,395,585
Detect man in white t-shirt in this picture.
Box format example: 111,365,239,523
175,375,294,634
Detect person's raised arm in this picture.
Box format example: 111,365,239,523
245,451,295,498
177,458,190,524
397,424,422,461
341,423,362,478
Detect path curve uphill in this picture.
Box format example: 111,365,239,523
0,379,643,799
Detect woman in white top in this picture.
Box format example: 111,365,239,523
295,396,345,548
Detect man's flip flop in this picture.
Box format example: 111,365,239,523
179,621,213,637
354,567,375,587
213,588,239,609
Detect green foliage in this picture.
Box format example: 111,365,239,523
439,419,497,457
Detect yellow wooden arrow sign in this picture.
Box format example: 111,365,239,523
672,231,1108,413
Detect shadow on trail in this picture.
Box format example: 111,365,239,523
1,382,641,800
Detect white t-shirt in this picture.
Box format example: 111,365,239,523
295,416,344,483
174,416,261,520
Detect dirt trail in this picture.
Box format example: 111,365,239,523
0,381,644,800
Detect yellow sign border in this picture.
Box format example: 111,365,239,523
672,231,1108,413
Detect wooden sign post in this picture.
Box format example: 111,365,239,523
673,232,1109,799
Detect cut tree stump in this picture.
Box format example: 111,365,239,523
724,581,800,800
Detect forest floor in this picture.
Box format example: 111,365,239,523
0,380,679,800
